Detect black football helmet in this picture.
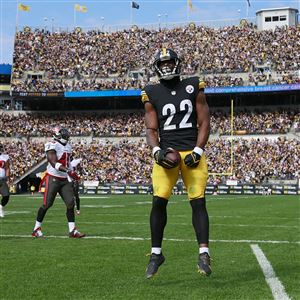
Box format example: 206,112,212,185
53,127,70,145
153,48,181,80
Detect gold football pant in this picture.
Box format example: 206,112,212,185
152,151,208,200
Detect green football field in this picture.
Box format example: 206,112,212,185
0,194,299,300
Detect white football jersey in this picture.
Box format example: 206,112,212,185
45,141,72,178
0,154,9,179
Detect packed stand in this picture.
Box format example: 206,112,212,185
211,109,298,134
2,141,45,182
1,109,298,137
11,25,300,92
0,112,145,137
11,77,145,92
2,137,299,184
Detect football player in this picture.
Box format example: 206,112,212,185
32,127,85,238
0,144,10,218
141,48,211,278
70,158,83,215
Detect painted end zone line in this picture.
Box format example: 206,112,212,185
251,244,291,300
0,235,299,244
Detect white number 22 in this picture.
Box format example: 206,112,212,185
162,99,193,131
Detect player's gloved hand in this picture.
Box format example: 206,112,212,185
67,170,80,181
184,147,204,168
153,147,177,169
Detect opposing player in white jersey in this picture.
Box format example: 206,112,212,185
0,144,10,218
32,127,85,238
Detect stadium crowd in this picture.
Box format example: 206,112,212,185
0,112,145,137
0,110,298,138
11,24,300,91
2,137,299,184
3,140,45,182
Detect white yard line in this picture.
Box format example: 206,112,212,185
2,211,31,215
1,234,299,244
250,244,291,300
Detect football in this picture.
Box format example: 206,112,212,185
165,148,181,166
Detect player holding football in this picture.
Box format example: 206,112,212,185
32,127,85,238
141,48,211,278
0,144,11,218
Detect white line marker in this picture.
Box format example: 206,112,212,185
251,244,291,300
2,211,31,215
0,235,299,244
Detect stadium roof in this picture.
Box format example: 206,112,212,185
256,7,299,14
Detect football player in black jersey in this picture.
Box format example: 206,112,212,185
141,48,211,278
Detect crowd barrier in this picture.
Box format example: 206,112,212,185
79,183,299,195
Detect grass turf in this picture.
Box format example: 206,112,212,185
0,194,299,300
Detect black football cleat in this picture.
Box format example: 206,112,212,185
146,253,165,279
197,252,212,276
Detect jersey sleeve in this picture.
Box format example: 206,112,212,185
199,79,206,91
45,142,57,153
141,89,150,104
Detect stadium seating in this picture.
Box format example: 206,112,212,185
1,110,298,137
2,137,299,184
11,25,300,92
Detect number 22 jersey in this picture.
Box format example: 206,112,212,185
141,76,205,151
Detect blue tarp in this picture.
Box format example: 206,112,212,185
0,64,12,75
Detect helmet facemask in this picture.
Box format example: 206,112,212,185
53,127,70,146
153,49,181,80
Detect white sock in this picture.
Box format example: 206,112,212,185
0,204,3,209
151,247,162,255
68,222,75,232
34,221,42,231
199,247,210,255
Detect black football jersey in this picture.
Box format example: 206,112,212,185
141,77,205,151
